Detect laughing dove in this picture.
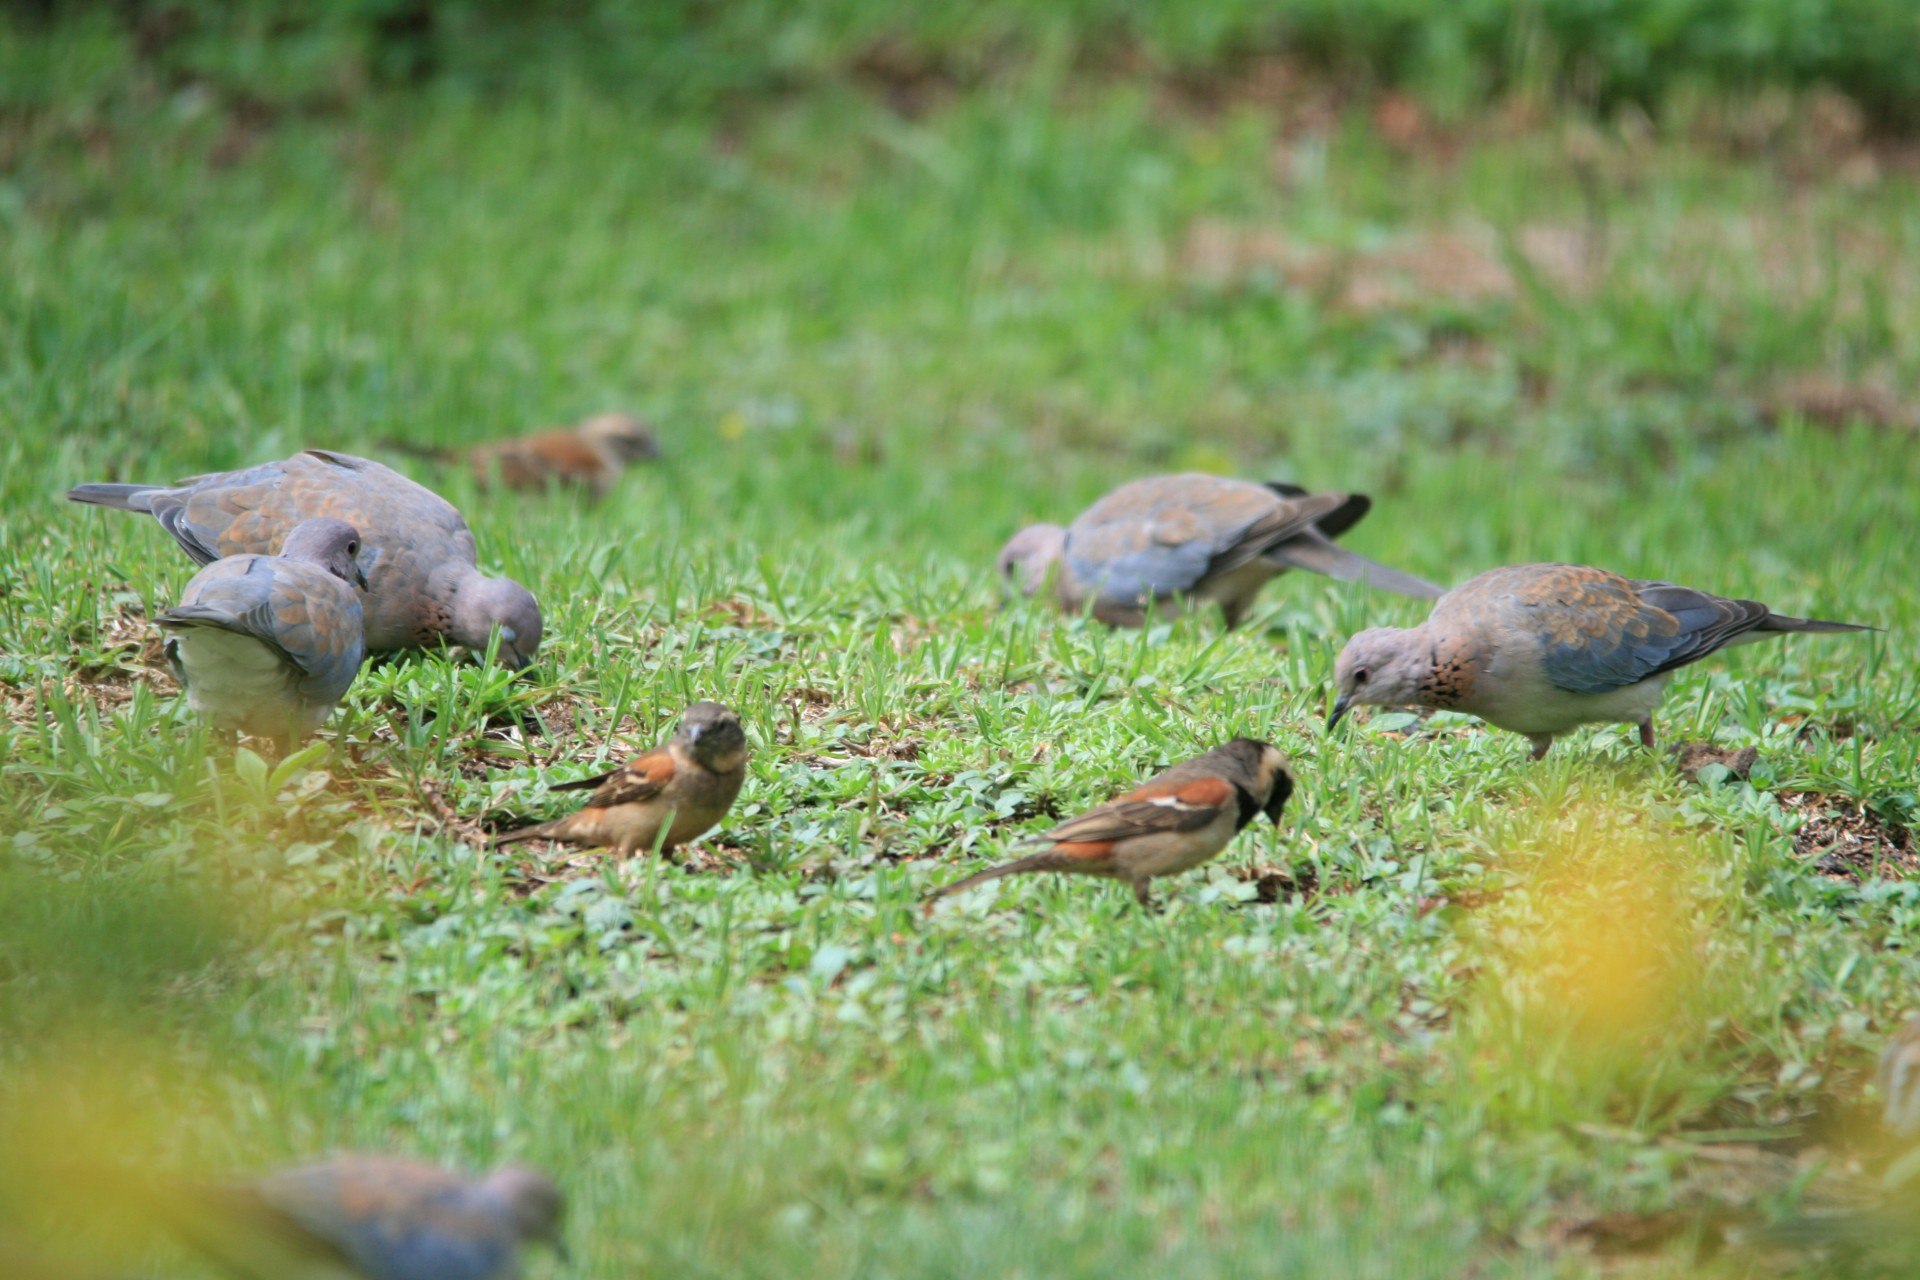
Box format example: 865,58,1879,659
1328,563,1870,759
997,473,1443,628
67,450,542,667
149,1155,564,1280
385,412,659,500
927,738,1292,911
157,517,366,752
492,701,748,856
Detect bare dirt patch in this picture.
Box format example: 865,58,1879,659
1780,793,1918,881
1759,373,1918,434
1670,743,1759,783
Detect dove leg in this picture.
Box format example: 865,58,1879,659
1527,735,1553,761
1638,719,1656,750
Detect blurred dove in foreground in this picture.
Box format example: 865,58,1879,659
157,517,366,753
492,701,748,856
1883,1016,1920,1139
998,473,1444,628
1329,563,1869,759
927,738,1292,911
67,449,542,667
144,1155,564,1280
386,411,659,499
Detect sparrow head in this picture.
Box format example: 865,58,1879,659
482,1164,566,1258
279,517,369,590
1329,627,1428,730
450,572,544,669
996,524,1068,599
1883,1016,1920,1138
676,701,748,772
1219,738,1293,824
578,412,660,463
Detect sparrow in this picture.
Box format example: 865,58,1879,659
1329,563,1869,759
385,412,660,500
492,701,748,856
927,738,1292,910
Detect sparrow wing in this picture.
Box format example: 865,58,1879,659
1041,774,1236,845
551,749,676,808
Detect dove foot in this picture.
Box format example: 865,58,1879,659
1527,736,1554,761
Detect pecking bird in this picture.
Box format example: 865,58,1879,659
492,701,749,857
156,517,366,753
68,449,541,667
927,738,1292,911
1328,562,1870,759
997,473,1443,629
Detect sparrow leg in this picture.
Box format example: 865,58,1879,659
1638,719,1656,751
1527,735,1553,761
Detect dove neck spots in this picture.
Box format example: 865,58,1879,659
1417,632,1478,708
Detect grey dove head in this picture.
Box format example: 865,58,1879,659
1217,738,1294,824
1882,1017,1920,1138
579,412,660,462
675,700,747,771
482,1164,567,1256
450,574,543,669
277,517,368,590
1329,627,1431,730
996,524,1068,599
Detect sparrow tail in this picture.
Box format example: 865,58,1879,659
491,821,561,848
927,849,1074,902
65,482,162,511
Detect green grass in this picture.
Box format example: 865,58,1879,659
3,63,1920,1279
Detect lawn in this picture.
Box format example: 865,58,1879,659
3,24,1920,1279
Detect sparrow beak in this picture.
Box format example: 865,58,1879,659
1326,694,1352,732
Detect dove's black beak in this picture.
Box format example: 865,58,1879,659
1327,694,1352,732
353,564,369,591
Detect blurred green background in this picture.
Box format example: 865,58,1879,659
4,3,1920,1277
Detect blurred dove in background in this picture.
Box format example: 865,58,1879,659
997,473,1444,628
156,517,366,753
139,1155,564,1280
67,449,542,668
1329,562,1870,759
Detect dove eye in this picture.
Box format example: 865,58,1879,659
1353,668,1370,685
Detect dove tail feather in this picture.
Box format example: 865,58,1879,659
1267,537,1447,600
1757,612,1875,635
66,482,162,511
927,849,1076,902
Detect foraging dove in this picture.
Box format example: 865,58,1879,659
492,701,748,856
149,1155,564,1280
927,738,1292,911
1328,563,1869,759
385,412,659,500
67,450,541,667
998,473,1443,628
157,517,366,752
